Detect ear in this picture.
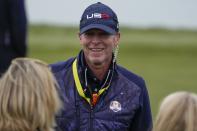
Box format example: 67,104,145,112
114,32,120,46
78,32,81,40
78,32,83,45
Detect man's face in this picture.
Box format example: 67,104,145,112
79,29,120,67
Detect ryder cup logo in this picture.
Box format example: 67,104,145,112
110,101,121,112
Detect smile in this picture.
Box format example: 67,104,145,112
89,48,104,52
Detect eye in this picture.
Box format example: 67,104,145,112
99,32,111,37
83,31,112,39
84,32,94,37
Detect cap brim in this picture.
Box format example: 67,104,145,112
80,24,116,35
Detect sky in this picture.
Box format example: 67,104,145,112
26,0,197,29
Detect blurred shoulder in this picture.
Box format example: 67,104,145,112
50,58,75,74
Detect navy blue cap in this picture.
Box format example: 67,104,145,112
80,2,119,35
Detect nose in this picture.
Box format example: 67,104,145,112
91,34,101,44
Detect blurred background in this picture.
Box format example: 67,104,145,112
26,0,197,118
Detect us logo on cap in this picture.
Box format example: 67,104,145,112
110,100,121,112
87,13,110,19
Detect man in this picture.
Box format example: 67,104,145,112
0,0,27,76
51,2,152,131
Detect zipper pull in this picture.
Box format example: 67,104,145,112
92,93,99,106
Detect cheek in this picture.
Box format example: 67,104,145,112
79,36,88,45
106,43,115,51
104,46,114,58
80,40,88,48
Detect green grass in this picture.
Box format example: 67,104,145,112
28,25,197,119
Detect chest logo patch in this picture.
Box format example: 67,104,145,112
110,100,121,112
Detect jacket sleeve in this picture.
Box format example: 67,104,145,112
129,79,153,131
8,0,27,56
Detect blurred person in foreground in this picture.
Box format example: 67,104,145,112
51,2,152,131
154,91,197,131
0,0,27,76
0,58,61,131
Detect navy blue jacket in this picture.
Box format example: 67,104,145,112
0,0,27,75
51,54,152,131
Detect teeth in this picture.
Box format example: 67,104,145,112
90,48,103,51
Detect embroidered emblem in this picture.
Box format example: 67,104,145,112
110,100,121,112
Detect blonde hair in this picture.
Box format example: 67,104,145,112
0,58,62,131
154,91,197,131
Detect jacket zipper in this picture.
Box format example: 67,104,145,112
89,104,94,131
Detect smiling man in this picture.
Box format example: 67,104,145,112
51,2,152,131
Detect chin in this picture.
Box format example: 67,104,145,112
90,58,104,66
